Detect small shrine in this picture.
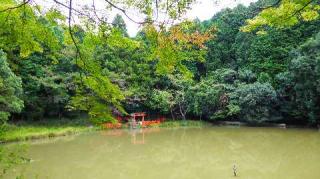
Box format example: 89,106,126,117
129,112,146,128
103,112,165,129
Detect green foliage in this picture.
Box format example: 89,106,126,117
197,1,320,124
241,0,320,33
205,5,253,70
0,0,319,126
212,68,237,84
257,72,272,83
17,54,72,120
238,69,257,83
0,51,23,124
148,90,175,114
186,79,227,119
276,32,320,124
143,22,213,77
0,0,63,58
231,82,278,123
112,14,129,37
68,26,127,123
69,75,125,124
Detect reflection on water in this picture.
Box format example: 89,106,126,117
3,127,320,179
101,128,162,145
128,128,161,145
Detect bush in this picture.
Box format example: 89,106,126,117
213,68,237,84
231,82,278,123
238,69,256,83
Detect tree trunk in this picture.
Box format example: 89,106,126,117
179,103,186,120
170,108,175,120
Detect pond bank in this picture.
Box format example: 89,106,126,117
2,119,317,143
213,120,320,129
214,121,287,128
0,119,209,143
0,119,99,143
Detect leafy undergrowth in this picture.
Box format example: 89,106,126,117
0,118,98,143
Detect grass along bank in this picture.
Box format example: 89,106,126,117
0,119,210,143
158,120,210,128
0,118,99,143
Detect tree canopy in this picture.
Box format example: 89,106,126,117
0,0,319,126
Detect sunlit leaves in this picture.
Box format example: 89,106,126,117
144,21,215,77
241,0,320,33
113,0,196,20
106,29,140,50
301,10,319,21
0,0,63,58
67,25,127,122
45,8,66,25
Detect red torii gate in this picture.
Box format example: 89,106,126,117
112,112,165,128
130,112,147,123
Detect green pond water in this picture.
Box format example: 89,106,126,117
3,126,320,179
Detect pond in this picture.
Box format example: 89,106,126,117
3,126,320,179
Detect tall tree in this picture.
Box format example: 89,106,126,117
276,32,320,124
112,14,129,37
0,51,23,124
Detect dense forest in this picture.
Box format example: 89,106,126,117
1,0,320,130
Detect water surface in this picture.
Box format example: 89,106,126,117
4,126,320,179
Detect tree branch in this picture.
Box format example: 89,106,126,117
257,0,281,10
92,0,103,22
53,0,115,26
289,0,316,19
104,0,149,24
67,0,84,82
155,0,159,21
0,0,31,13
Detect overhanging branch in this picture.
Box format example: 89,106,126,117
104,0,149,24
67,0,85,83
0,0,31,13
257,0,281,10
